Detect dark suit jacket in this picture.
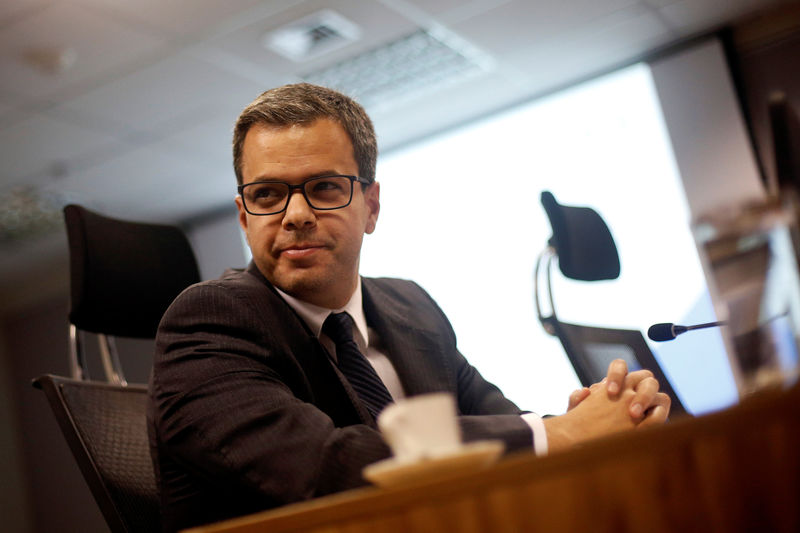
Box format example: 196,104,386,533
148,262,533,531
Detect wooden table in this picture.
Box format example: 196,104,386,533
186,384,800,533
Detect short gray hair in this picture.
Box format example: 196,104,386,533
232,83,377,185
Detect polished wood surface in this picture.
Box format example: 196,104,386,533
185,384,800,533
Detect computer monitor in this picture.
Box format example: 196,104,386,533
552,321,689,418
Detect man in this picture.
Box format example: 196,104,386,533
148,83,670,532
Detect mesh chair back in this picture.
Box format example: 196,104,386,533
34,375,160,532
64,204,200,339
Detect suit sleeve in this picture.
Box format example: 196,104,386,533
381,279,536,453
149,281,391,509
452,349,536,453
450,335,536,454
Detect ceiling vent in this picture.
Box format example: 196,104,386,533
264,10,361,62
302,28,494,113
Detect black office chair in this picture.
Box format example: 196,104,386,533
33,375,159,533
34,205,201,531
535,191,688,417
63,204,200,383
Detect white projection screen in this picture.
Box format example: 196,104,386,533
359,38,757,416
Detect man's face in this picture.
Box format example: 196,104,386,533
236,118,380,309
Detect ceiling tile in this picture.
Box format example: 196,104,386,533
142,175,236,222
0,2,168,101
643,0,683,7
203,0,418,82
659,0,785,35
0,111,129,186
75,0,271,37
0,98,24,125
55,143,217,224
0,0,49,25
389,0,474,16
55,52,266,135
0,100,15,115
371,65,534,151
158,111,240,189
504,7,672,76
449,0,639,58
396,0,515,23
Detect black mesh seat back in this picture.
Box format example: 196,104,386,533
45,377,161,532
65,204,201,338
540,191,620,281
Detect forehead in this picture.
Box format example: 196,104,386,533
240,119,357,183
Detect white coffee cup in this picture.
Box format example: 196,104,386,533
377,392,462,463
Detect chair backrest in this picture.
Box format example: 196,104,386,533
552,322,688,417
33,374,160,533
540,190,620,282
64,204,200,339
63,204,201,382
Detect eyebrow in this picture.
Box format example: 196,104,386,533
246,170,350,183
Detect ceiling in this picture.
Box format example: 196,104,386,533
0,0,793,300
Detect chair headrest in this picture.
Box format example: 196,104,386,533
64,205,201,338
540,191,620,281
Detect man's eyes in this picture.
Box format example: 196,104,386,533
247,178,345,200
310,179,344,192
251,185,284,199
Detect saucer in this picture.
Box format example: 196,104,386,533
363,440,505,487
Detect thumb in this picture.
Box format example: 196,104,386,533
567,387,591,411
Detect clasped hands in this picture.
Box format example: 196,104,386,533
543,359,671,452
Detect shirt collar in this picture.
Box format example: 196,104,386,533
275,279,369,351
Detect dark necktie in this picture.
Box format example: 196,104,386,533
322,312,393,419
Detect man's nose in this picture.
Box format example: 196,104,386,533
282,189,316,229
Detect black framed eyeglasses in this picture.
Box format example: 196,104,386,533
237,175,371,216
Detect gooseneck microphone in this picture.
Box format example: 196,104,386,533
647,321,727,341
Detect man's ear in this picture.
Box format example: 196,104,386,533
364,182,380,235
235,195,250,239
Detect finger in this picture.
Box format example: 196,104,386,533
605,359,628,397
624,369,655,389
567,387,590,411
637,393,671,428
628,376,659,419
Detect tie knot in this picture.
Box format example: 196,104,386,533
322,312,355,345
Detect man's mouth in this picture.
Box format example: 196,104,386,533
278,243,327,259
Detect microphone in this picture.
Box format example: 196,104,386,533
647,320,726,341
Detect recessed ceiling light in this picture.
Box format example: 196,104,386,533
264,9,361,62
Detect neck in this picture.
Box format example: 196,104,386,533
282,278,359,311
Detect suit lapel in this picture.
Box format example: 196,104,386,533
362,278,454,397
244,263,375,426
245,266,455,420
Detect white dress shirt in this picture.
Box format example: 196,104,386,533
275,281,406,400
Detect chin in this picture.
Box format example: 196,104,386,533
273,270,331,299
